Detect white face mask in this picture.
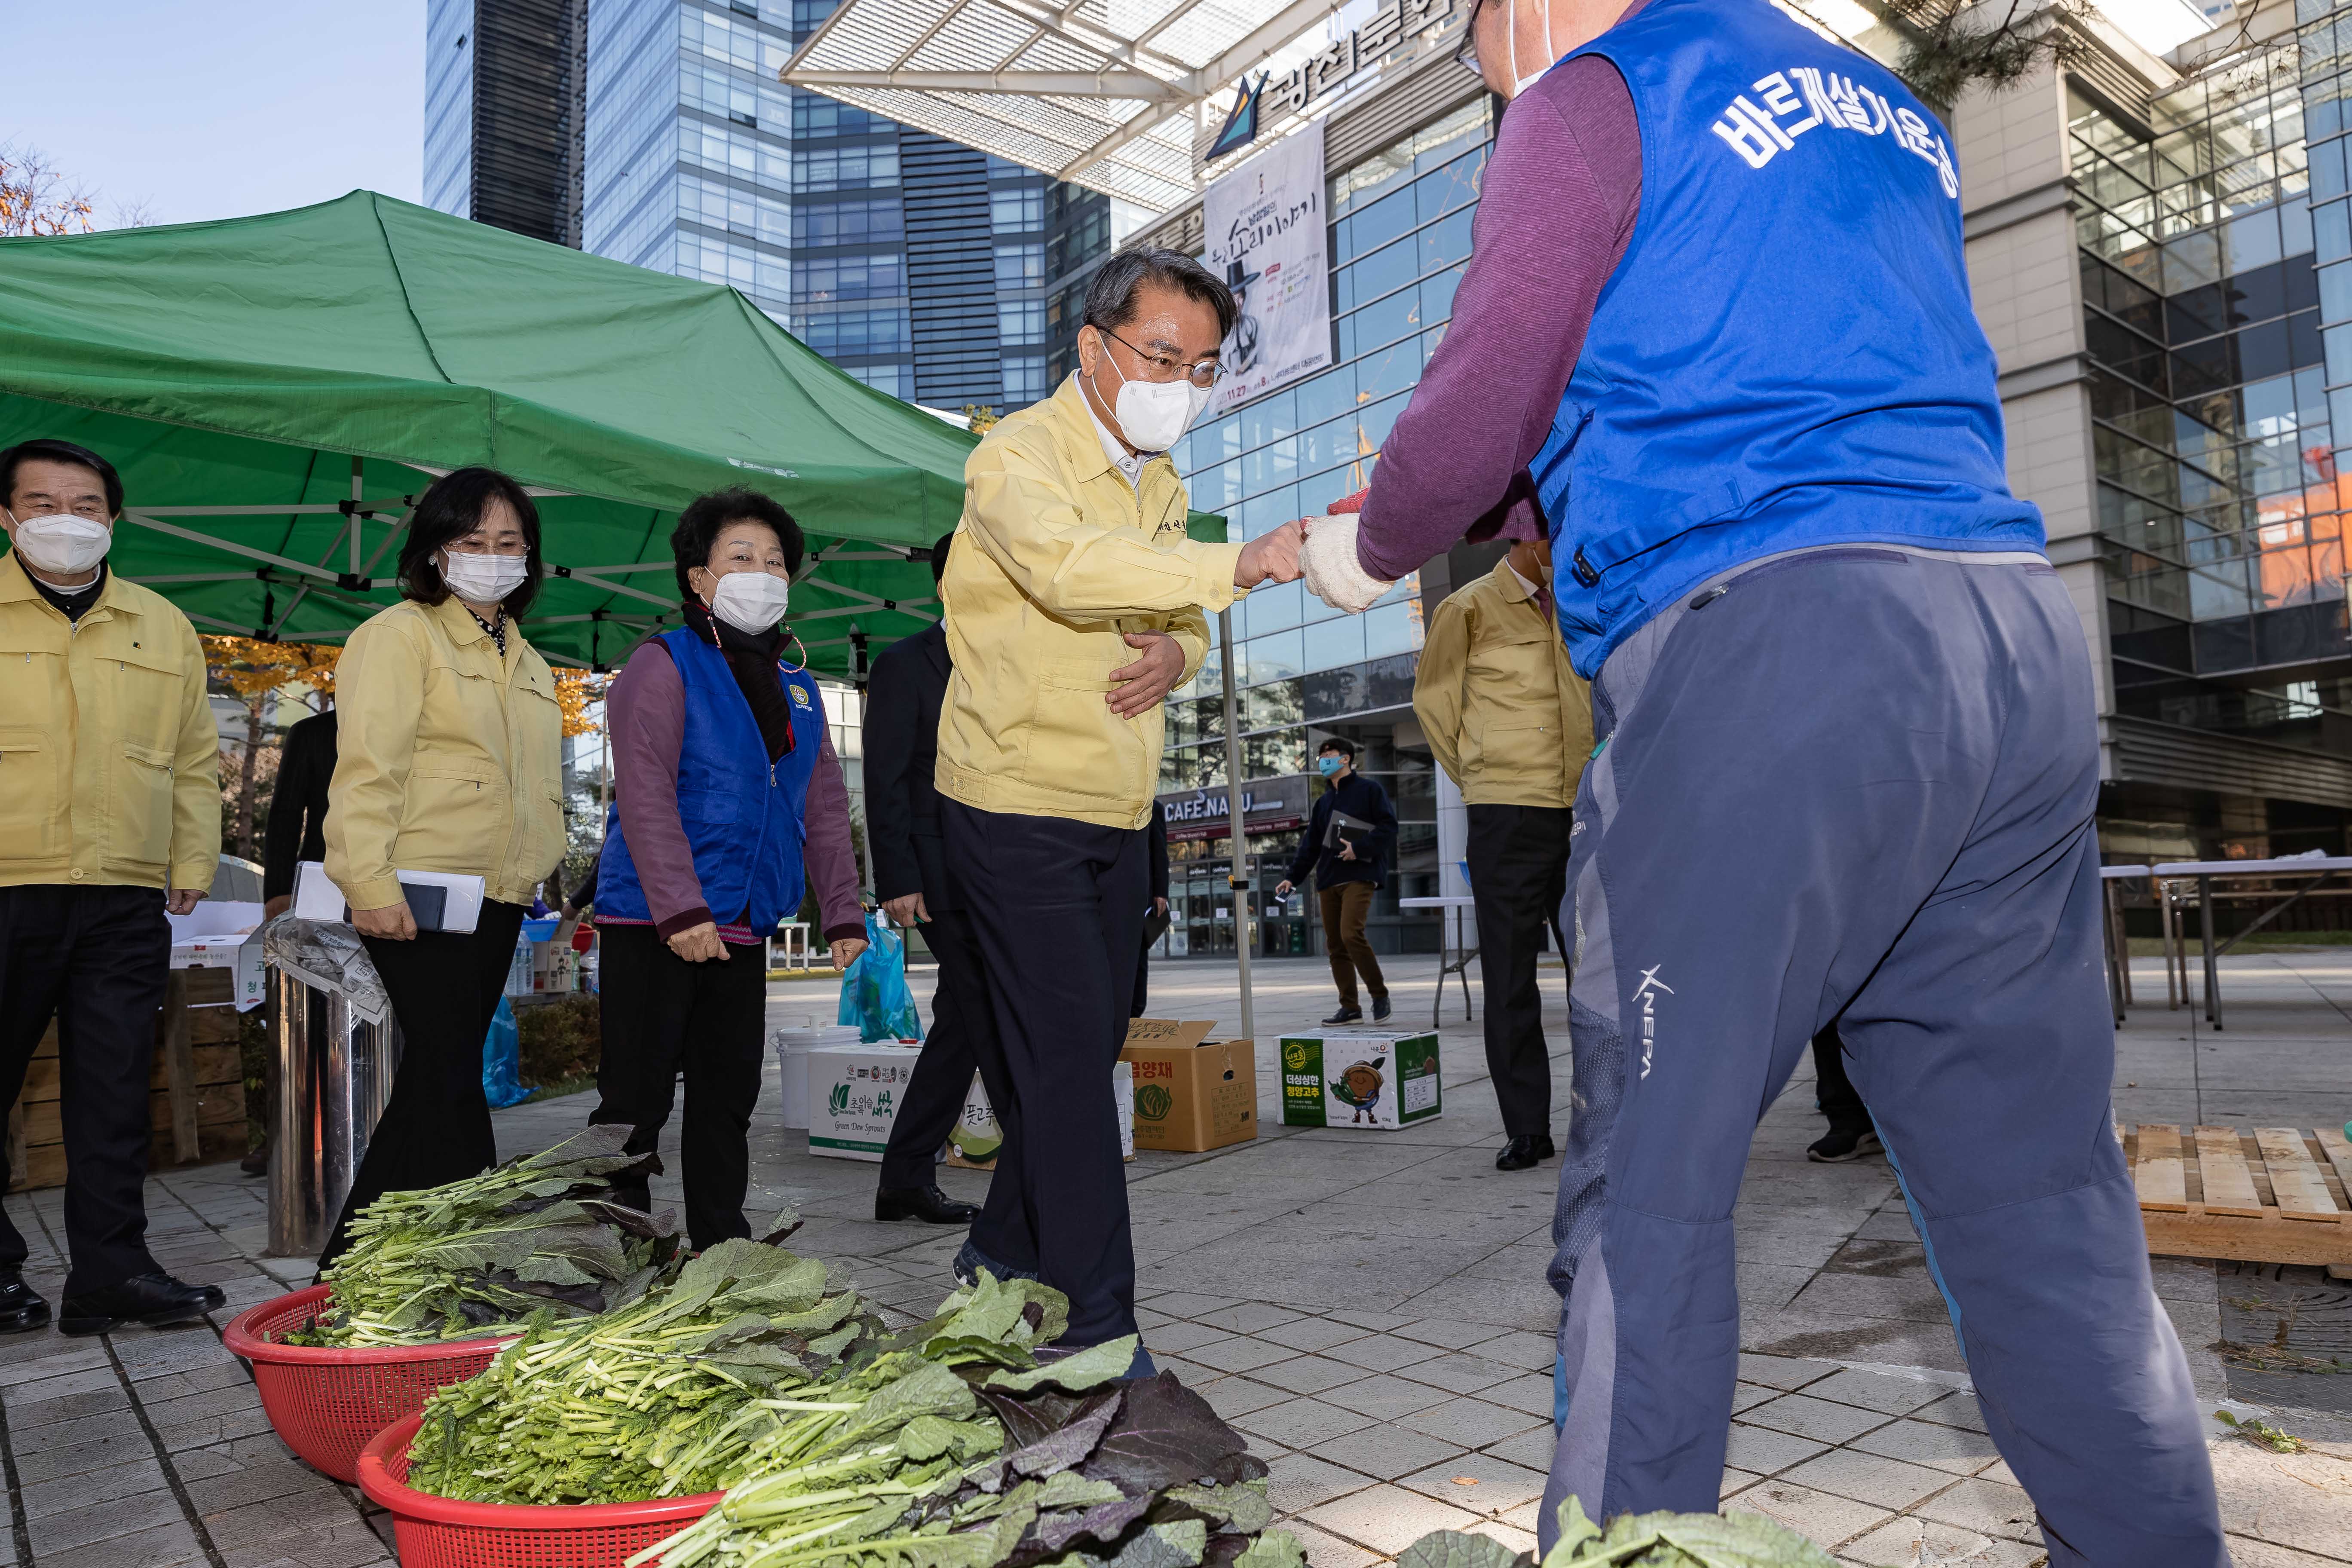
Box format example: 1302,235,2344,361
6,511,113,576
1100,349,1210,453
441,548,528,605
1507,0,1558,100
705,569,791,634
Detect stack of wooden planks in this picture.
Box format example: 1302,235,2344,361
3,966,249,1192
2122,1122,2352,1267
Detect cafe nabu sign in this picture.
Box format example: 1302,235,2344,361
1271,0,1457,116
1158,774,1314,843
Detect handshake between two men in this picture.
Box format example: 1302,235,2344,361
1231,495,1398,614
1100,514,1315,721
1103,502,1397,723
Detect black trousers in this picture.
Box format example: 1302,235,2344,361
879,903,1015,1196
0,885,170,1296
1811,1026,1871,1135
589,923,770,1250
1465,803,1573,1139
319,900,527,1265
944,800,1144,1348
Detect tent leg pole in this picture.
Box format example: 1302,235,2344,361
1220,608,1253,1045
349,456,363,578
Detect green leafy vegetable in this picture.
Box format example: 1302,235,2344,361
286,1125,697,1347
2216,1409,2308,1452
403,1237,890,1505
1527,1498,1837,1568
637,1279,1289,1568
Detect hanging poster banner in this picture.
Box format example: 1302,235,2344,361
1203,123,1331,419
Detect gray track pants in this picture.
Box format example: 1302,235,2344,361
1541,545,2224,1566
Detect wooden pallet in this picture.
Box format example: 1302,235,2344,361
2121,1123,2352,1267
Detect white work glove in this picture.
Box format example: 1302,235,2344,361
1299,513,1394,615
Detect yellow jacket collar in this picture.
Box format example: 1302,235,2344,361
0,551,133,617
430,591,503,649
1046,373,1174,488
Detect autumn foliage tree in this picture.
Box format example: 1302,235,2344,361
0,145,94,238
201,638,340,860
551,669,612,738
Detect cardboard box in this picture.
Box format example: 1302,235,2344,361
807,1042,927,1161
1121,1020,1258,1153
531,940,578,992
1278,1032,1442,1129
943,1062,1136,1169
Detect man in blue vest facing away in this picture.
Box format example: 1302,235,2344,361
1296,0,2224,1561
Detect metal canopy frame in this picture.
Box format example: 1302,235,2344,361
123,459,937,675
781,0,1350,209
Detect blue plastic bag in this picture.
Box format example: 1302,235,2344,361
483,997,530,1109
839,909,924,1043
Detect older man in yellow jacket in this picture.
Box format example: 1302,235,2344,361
1414,535,1592,1174
938,248,1303,1370
0,439,225,1336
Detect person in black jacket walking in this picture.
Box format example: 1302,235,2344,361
865,535,1009,1235
1276,737,1396,1025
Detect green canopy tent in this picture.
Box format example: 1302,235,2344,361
0,189,1223,675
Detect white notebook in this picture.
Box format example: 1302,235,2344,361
292,861,487,934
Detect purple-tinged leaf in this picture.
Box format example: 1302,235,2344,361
1082,1374,1254,1497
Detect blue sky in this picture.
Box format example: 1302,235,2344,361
6,2,422,227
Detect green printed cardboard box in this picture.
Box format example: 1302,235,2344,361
1278,1032,1442,1129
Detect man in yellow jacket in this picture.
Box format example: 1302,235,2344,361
0,439,226,1335
938,248,1303,1368
1413,535,1593,1173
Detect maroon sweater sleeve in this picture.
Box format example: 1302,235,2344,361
1355,56,1644,582
802,725,867,945
607,641,713,939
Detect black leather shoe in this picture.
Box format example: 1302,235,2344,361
1495,1134,1556,1171
0,1269,50,1334
1321,1006,1363,1026
876,1185,980,1225
58,1272,215,1335
1371,995,1393,1023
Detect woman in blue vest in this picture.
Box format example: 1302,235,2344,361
591,488,866,1248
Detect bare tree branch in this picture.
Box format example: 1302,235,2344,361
0,143,96,237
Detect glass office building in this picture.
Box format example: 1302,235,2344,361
574,0,1103,408
2070,7,2352,858
424,0,587,246
1140,97,1498,959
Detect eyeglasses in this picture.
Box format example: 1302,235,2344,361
1098,325,1225,389
8,497,109,521
1453,0,1490,71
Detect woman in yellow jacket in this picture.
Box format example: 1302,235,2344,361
321,468,566,1262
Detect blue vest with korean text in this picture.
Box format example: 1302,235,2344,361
595,629,823,932
1534,0,2044,678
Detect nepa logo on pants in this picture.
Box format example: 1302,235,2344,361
1633,965,1673,1080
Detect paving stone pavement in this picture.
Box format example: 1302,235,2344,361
0,950,2346,1565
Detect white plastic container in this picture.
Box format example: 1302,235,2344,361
771,1023,862,1130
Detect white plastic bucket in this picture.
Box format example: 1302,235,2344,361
770,1022,862,1129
